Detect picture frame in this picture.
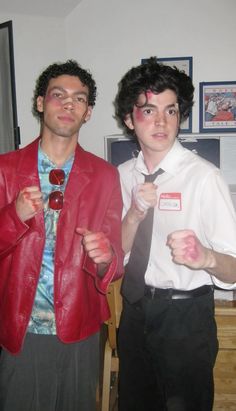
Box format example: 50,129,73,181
199,81,236,133
141,56,193,133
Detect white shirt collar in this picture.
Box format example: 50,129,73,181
135,139,186,176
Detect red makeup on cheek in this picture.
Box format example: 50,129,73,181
45,95,62,107
133,106,145,122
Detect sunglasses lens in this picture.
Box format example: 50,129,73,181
49,169,65,185
49,191,64,210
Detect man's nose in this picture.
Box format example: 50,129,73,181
154,111,166,125
62,96,74,109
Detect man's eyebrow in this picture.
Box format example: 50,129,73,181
165,103,179,109
138,102,178,109
143,103,156,108
72,90,89,96
136,102,156,108
48,86,64,93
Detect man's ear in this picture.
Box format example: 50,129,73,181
37,96,44,113
124,113,134,130
84,106,92,123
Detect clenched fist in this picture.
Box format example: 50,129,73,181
15,186,43,222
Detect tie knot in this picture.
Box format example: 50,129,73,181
144,168,164,183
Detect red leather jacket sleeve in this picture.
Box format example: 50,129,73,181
0,202,30,259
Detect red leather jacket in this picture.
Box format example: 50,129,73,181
0,138,124,354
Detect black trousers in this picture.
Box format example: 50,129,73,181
118,290,218,411
0,332,99,411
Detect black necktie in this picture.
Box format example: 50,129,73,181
122,169,164,303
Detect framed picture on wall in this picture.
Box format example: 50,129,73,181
199,81,236,133
141,56,193,133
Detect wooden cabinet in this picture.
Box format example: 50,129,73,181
214,305,236,410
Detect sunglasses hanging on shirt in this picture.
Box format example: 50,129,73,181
48,169,65,210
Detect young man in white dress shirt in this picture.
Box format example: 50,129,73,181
115,57,236,411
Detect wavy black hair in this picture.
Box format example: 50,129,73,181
32,59,97,120
114,57,194,136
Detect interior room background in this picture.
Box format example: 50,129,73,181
0,0,235,160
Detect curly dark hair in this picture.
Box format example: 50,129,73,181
32,59,97,120
114,57,194,136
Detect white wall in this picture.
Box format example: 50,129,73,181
1,0,236,158
0,12,66,146
65,0,236,158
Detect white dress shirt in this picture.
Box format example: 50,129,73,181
118,139,236,291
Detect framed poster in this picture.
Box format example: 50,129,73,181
199,81,236,133
141,56,193,133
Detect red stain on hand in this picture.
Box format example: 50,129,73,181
32,201,41,211
97,238,109,254
184,235,200,261
23,191,31,200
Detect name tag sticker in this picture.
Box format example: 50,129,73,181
159,193,182,211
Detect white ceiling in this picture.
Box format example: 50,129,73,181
0,0,82,17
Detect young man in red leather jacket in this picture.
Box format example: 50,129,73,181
0,60,123,411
